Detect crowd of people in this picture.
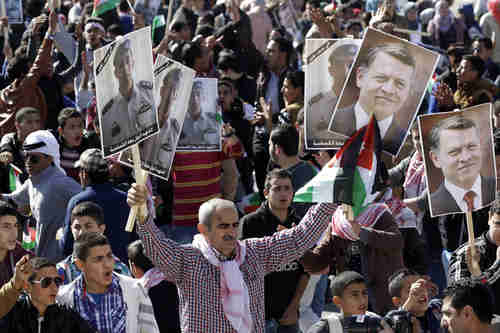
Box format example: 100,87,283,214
1,0,500,332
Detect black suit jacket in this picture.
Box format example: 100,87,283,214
429,176,496,216
329,105,406,155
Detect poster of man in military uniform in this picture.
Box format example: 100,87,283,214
177,78,221,151
304,38,361,150
120,56,195,180
94,27,158,157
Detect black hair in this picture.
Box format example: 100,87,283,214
181,42,203,69
195,24,214,38
28,257,56,283
462,54,486,78
443,278,494,324
15,107,40,123
73,232,109,261
285,70,305,90
264,168,293,191
474,36,493,50
330,271,366,297
71,201,105,226
87,169,111,184
270,36,294,65
387,268,419,298
0,200,20,222
107,23,122,36
58,107,82,128
270,124,299,156
127,240,154,272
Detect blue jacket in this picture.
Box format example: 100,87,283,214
60,182,136,263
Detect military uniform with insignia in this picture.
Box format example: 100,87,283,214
306,90,338,144
101,80,155,149
178,111,218,147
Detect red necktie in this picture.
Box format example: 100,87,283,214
463,191,476,211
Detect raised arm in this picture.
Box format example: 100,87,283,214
247,203,337,275
127,183,186,282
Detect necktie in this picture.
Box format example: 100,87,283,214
463,191,476,211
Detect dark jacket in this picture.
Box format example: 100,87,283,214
240,201,306,320
301,211,404,315
3,296,97,333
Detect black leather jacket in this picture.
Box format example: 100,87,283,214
3,296,97,333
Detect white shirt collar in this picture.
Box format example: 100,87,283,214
444,175,482,212
354,102,393,138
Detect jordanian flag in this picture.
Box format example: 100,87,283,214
237,192,262,214
92,0,120,16
8,164,22,192
22,224,36,251
294,115,386,217
152,15,166,47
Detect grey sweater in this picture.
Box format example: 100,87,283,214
3,165,81,261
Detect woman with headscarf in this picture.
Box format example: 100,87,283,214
480,0,500,65
427,0,465,50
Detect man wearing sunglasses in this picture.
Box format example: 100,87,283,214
0,257,97,332
0,130,82,262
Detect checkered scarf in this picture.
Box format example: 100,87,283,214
331,204,388,241
74,273,127,333
192,234,253,332
381,189,417,230
403,152,426,199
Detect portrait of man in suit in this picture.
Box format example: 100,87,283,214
428,115,496,216
329,43,415,155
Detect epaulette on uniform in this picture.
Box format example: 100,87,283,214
102,99,114,115
308,92,323,106
138,80,153,89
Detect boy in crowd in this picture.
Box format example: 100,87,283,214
0,257,97,332
387,269,443,333
56,108,97,181
57,232,159,332
307,271,392,333
57,201,130,284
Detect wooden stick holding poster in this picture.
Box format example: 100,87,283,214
125,0,174,231
466,210,481,276
125,145,148,231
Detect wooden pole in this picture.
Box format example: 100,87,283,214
466,210,481,276
125,0,174,232
0,0,9,50
125,144,148,232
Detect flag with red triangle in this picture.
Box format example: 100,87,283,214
92,0,120,17
294,115,387,217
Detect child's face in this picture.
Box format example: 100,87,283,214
337,282,369,316
61,117,83,148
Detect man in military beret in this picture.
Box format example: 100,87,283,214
178,80,219,148
101,39,156,154
306,39,359,148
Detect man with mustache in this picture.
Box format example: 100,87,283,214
329,43,415,155
428,115,495,216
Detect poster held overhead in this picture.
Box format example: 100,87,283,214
94,27,159,158
304,38,361,150
176,78,222,152
418,103,497,218
119,56,195,180
328,27,439,156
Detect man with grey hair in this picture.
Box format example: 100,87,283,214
428,115,495,215
330,43,416,155
306,39,360,148
127,183,337,333
101,39,156,154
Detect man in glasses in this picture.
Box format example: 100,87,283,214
0,257,97,332
57,232,160,333
0,130,81,262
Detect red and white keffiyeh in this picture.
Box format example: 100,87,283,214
192,234,253,333
403,151,426,199
331,204,389,241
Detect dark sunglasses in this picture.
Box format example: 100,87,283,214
24,154,46,164
31,276,63,288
